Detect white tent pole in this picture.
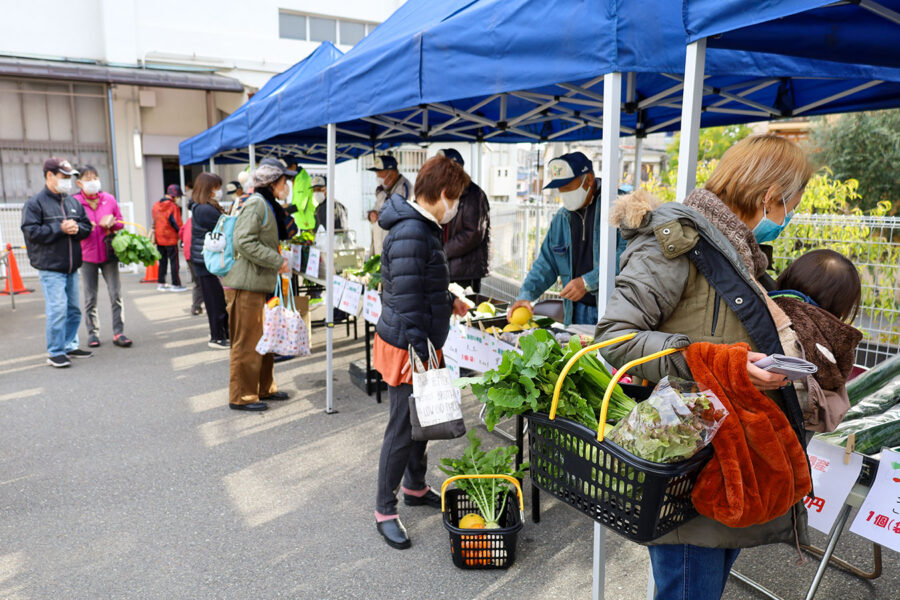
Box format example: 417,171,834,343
633,135,644,188
593,70,622,600
476,142,483,187
209,157,215,173
179,164,187,222
675,38,707,202
325,122,337,415
248,143,256,169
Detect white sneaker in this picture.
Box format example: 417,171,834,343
168,285,188,292
157,284,169,292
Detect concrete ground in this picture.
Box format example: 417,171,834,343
0,271,896,600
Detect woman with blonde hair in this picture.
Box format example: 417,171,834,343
597,135,814,600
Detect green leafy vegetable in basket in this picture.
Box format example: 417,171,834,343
290,231,316,246
456,329,636,432
439,431,528,529
606,377,728,463
110,230,161,267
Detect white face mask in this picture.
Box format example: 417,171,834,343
376,176,386,189
285,180,293,200
440,196,459,225
56,176,74,195
559,175,588,211
313,191,325,203
212,189,223,201
82,180,102,196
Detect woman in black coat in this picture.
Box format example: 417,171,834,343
373,156,469,550
190,173,229,349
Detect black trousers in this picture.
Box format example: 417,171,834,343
376,383,428,515
197,273,228,342
157,244,181,286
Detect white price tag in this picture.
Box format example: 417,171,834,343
802,438,863,533
363,289,382,325
441,325,521,372
339,281,364,315
305,247,321,278
331,276,348,305
290,245,303,272
850,448,900,552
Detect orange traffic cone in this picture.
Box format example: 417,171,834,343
1,244,32,295
141,261,159,283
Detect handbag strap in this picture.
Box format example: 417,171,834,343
273,276,297,312
409,340,440,374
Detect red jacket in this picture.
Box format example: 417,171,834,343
152,198,182,246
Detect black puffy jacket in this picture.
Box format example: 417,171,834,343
21,186,92,273
376,193,454,361
190,201,224,277
442,182,490,281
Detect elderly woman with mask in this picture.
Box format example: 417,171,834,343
222,160,294,412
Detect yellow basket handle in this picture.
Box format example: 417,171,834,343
440,474,525,515
549,332,637,419
116,220,148,236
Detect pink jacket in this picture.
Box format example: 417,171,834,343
74,191,124,264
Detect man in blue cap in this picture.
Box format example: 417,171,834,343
507,151,602,326
436,148,490,293
367,155,411,256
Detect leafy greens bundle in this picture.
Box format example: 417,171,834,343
110,230,161,267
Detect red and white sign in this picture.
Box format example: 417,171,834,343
850,448,900,552
802,438,863,533
363,289,382,324
339,281,364,315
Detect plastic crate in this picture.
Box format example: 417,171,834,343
441,475,524,569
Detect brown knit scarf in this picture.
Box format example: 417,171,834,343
683,189,768,278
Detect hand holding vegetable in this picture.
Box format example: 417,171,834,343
506,300,533,321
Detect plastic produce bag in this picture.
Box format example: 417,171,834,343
607,377,729,463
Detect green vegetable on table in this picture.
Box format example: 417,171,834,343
456,329,635,432
817,403,900,456
347,254,381,289
847,353,900,405
439,431,527,529
110,230,161,267
842,376,900,421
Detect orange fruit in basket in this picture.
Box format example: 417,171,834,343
459,513,486,529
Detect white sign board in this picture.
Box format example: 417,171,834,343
445,354,460,379
802,438,863,533
290,245,304,272
305,247,321,278
339,281,364,315
363,289,382,325
331,276,348,306
850,448,900,552
442,325,520,372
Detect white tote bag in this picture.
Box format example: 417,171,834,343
408,340,466,441
255,279,310,357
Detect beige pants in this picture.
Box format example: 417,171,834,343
224,289,276,405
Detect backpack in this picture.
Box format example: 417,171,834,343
202,196,267,277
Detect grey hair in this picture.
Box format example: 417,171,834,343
253,164,284,188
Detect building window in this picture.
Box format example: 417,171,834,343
279,10,376,45
340,21,366,45
278,12,307,41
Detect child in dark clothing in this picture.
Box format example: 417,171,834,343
770,249,863,431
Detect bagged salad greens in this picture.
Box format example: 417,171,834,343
607,377,728,463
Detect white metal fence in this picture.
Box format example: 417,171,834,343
0,201,137,279
483,205,899,367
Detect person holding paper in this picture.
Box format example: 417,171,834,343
596,135,815,600
372,155,469,550
506,152,602,326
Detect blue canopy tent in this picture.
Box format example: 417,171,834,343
684,0,900,69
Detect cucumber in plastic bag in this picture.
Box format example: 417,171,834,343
817,404,900,456
843,376,900,421
847,353,900,405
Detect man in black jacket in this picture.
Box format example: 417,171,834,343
436,148,490,293
21,157,93,367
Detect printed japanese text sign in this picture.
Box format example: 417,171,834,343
850,448,900,552
305,247,321,278
331,276,348,306
339,281,364,315
363,289,382,325
290,245,303,272
803,439,863,533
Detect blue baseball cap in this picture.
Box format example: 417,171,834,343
544,152,593,189
437,148,464,166
367,155,398,171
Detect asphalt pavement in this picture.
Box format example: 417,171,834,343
0,270,896,599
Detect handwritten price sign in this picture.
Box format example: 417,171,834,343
850,448,900,552
803,439,862,534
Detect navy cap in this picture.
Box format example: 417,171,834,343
225,181,241,195
367,155,398,172
437,148,464,166
259,157,298,178
543,152,593,189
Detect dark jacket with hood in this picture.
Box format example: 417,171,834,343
376,193,454,361
21,186,92,273
190,200,224,277
442,181,490,281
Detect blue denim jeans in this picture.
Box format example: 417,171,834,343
648,544,741,600
573,301,598,325
38,270,81,356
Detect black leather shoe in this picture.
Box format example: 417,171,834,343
260,391,290,401
376,518,411,549
229,402,269,412
403,488,441,509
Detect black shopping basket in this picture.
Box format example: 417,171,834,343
525,334,713,543
441,475,524,569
